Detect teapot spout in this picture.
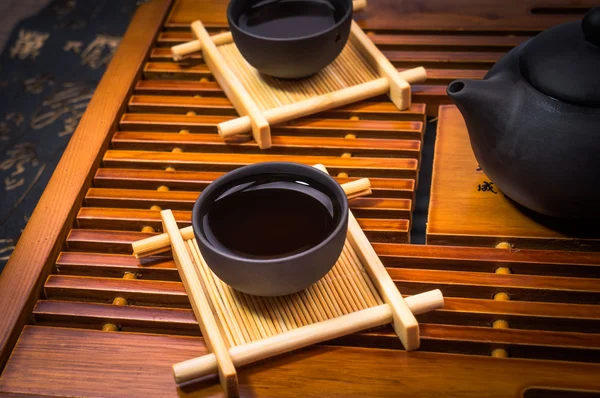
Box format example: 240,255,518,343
446,77,516,132
446,77,512,117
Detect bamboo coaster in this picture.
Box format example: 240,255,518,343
170,0,427,149
140,166,444,397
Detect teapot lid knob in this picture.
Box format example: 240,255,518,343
583,6,600,46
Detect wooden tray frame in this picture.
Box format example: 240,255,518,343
172,12,427,149
150,166,443,397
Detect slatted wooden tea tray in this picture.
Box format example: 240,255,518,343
427,105,600,251
1,0,600,396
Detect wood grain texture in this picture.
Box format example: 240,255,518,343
1,326,600,397
427,105,600,251
0,0,174,370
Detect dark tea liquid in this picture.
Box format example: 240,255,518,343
238,0,343,39
202,176,339,259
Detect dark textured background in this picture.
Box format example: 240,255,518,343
0,0,437,273
0,0,141,272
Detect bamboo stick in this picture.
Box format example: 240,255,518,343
171,32,233,61
161,210,238,396
191,20,271,149
218,77,388,138
173,290,444,384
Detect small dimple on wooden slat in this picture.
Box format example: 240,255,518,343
92,168,416,199
118,113,423,139
75,208,410,243
31,300,600,354
111,131,422,159
127,95,426,122
102,150,419,178
84,188,413,218
390,268,600,304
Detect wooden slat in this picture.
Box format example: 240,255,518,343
119,113,424,139
127,94,427,122
66,229,156,253
111,132,422,159
44,275,190,307
33,300,198,335
390,268,600,304
93,168,416,199
56,251,178,280
427,297,600,332
84,187,413,217
0,0,174,369
75,208,410,243
374,243,600,278
102,150,419,178
31,300,600,355
2,326,600,397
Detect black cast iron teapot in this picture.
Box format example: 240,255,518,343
447,7,600,220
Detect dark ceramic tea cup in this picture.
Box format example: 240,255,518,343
227,0,353,78
192,162,349,296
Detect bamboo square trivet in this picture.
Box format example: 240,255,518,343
171,0,427,149
133,166,443,397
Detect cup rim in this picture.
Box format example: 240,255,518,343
192,162,349,265
226,0,353,43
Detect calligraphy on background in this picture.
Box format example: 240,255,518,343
10,29,49,60
0,0,140,273
30,82,94,137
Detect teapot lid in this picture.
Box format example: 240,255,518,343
519,6,600,107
